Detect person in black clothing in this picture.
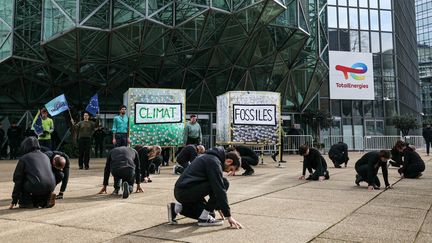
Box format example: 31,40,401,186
0,122,5,159
389,140,405,168
354,150,392,191
135,145,162,183
9,137,56,209
93,126,105,158
328,142,349,168
7,121,23,159
168,147,243,228
397,144,425,179
298,144,330,181
423,124,432,156
173,144,205,175
228,145,259,176
43,149,70,199
99,146,143,199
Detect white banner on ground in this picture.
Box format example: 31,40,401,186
134,103,182,124
329,51,374,100
233,104,277,126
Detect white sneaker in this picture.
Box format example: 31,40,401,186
172,165,178,175
197,216,224,227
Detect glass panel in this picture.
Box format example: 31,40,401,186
381,32,393,53
328,6,338,28
360,31,369,52
376,120,384,135
369,0,378,8
328,0,337,5
380,0,391,9
340,29,350,51
359,0,368,8
373,54,381,75
380,10,392,31
339,0,347,6
374,101,384,117
370,10,379,30
370,31,380,53
359,9,369,30
385,100,397,117
349,0,358,7
364,101,373,117
342,100,352,117
382,54,394,75
350,30,360,52
329,29,338,50
331,100,341,116
353,101,363,116
349,8,358,29
338,7,348,29
365,120,375,135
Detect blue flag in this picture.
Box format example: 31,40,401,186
45,94,69,116
85,94,99,116
32,110,44,136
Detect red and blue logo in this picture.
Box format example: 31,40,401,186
335,63,368,80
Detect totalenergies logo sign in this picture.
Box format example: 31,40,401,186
335,63,368,80
329,51,374,100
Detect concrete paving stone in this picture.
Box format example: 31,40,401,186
320,222,417,243
25,201,168,234
0,219,119,243
231,196,361,223
421,211,432,233
133,213,331,243
108,235,180,243
369,192,432,210
341,212,422,232
356,205,427,220
415,232,432,243
310,237,361,243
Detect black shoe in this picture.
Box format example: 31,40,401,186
79,166,83,170
334,164,341,168
85,166,89,170
373,184,380,190
271,154,277,162
324,171,330,180
56,193,64,200
167,203,178,225
122,181,130,199
355,174,362,186
197,217,224,227
306,175,313,180
242,170,255,176
46,193,56,208
112,189,119,195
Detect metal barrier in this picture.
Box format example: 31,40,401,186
323,136,364,153
283,135,313,152
404,136,426,151
364,136,402,151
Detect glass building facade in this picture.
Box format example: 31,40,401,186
416,0,432,120
0,0,328,116
323,0,421,139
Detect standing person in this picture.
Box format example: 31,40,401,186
7,121,23,159
71,112,98,170
396,143,425,179
173,144,205,174
112,105,129,147
298,144,330,181
38,108,54,150
328,141,349,168
184,114,202,145
99,146,143,199
354,150,392,190
422,124,432,156
0,122,5,159
9,137,56,209
93,126,106,158
167,147,243,228
228,145,258,176
43,149,70,199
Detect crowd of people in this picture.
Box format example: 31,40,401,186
1,105,428,230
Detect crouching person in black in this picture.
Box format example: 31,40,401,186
99,146,143,199
135,145,162,183
43,150,70,199
9,137,56,209
167,147,243,228
298,144,330,181
389,140,405,168
328,142,349,168
173,144,205,175
227,145,259,176
355,150,392,190
397,143,425,179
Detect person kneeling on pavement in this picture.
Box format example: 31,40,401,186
9,137,56,209
173,144,205,175
328,142,349,168
389,140,405,168
227,145,258,176
43,149,70,199
396,142,425,179
135,145,162,183
99,146,143,199
168,147,243,228
354,150,393,191
298,144,330,181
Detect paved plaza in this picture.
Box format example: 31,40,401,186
0,152,431,243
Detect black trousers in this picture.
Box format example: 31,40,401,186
115,133,128,147
20,181,52,207
426,140,432,155
9,140,20,159
331,153,348,166
241,156,258,172
94,141,104,158
78,137,91,168
186,137,200,145
112,167,135,190
162,148,170,165
399,164,425,178
141,156,163,180
356,164,380,187
39,139,52,150
174,178,229,220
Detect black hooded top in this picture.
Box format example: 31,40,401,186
400,146,425,174
355,151,389,187
302,148,328,176
11,137,56,204
328,142,348,159
176,145,198,164
44,150,71,192
174,147,231,217
103,146,141,186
